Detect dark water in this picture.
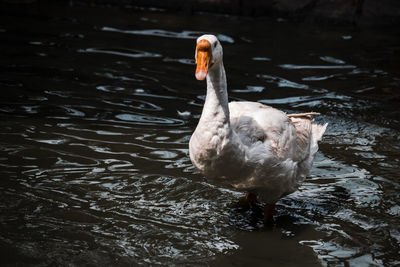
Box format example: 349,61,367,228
1,2,400,266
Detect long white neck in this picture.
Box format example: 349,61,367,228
199,63,230,125
190,59,249,178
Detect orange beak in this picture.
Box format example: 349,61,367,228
195,39,212,81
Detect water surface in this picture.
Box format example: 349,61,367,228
0,3,399,266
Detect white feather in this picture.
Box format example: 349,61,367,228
189,35,327,203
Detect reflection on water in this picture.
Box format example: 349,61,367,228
0,2,399,266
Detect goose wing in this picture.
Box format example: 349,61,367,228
228,101,297,160
229,102,326,163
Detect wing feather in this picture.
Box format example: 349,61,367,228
289,116,312,162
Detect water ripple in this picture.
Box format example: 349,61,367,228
319,56,346,64
280,64,356,69
78,47,162,58
257,74,310,89
115,113,184,126
101,27,235,43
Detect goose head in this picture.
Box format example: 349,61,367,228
195,34,223,80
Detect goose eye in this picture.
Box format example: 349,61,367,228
213,42,217,48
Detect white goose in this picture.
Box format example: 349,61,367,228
189,35,327,221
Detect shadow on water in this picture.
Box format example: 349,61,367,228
0,2,399,266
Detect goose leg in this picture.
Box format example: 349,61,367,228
245,192,258,206
264,203,275,223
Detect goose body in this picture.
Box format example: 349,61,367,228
189,35,327,214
